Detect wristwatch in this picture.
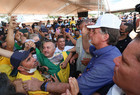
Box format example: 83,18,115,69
40,82,47,91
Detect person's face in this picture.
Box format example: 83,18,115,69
120,24,128,36
21,53,38,69
57,38,65,49
42,42,55,58
75,31,80,37
62,28,65,32
113,40,140,94
75,31,80,35
22,24,26,28
89,28,106,49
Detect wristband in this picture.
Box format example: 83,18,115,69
45,82,48,92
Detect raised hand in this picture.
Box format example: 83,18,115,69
23,77,43,91
69,77,79,95
60,61,67,69
9,16,17,29
24,41,36,51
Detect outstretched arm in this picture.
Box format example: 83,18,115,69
60,52,73,69
0,48,13,58
67,46,76,52
23,77,70,93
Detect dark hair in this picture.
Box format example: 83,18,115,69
101,27,120,46
61,25,65,28
135,3,140,14
75,29,79,31
0,73,16,95
72,16,74,20
124,23,134,33
57,35,65,42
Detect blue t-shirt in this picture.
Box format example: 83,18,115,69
77,45,121,95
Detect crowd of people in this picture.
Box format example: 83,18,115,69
0,3,140,95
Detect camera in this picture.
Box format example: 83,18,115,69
135,4,140,14
133,3,140,32
37,66,51,79
37,66,47,74
1,21,6,27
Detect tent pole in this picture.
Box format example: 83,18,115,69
8,0,25,15
98,0,99,17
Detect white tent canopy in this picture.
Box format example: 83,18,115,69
0,0,139,16
0,0,105,16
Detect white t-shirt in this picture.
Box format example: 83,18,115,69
107,84,125,95
55,46,74,53
48,52,63,65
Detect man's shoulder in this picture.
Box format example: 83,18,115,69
97,46,121,60
64,46,74,51
107,46,121,57
55,47,62,53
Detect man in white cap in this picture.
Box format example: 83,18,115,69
22,14,122,95
78,13,121,95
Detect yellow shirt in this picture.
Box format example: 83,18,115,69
0,56,16,81
70,20,76,25
0,56,11,65
16,70,49,95
73,35,82,39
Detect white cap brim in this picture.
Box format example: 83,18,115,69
87,25,100,29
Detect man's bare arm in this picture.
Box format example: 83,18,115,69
47,82,70,93
82,26,90,53
0,48,13,58
6,16,17,51
67,46,76,52
23,77,70,93
60,52,73,68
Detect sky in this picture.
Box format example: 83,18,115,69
106,0,140,11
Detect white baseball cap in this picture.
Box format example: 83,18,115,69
87,14,121,29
